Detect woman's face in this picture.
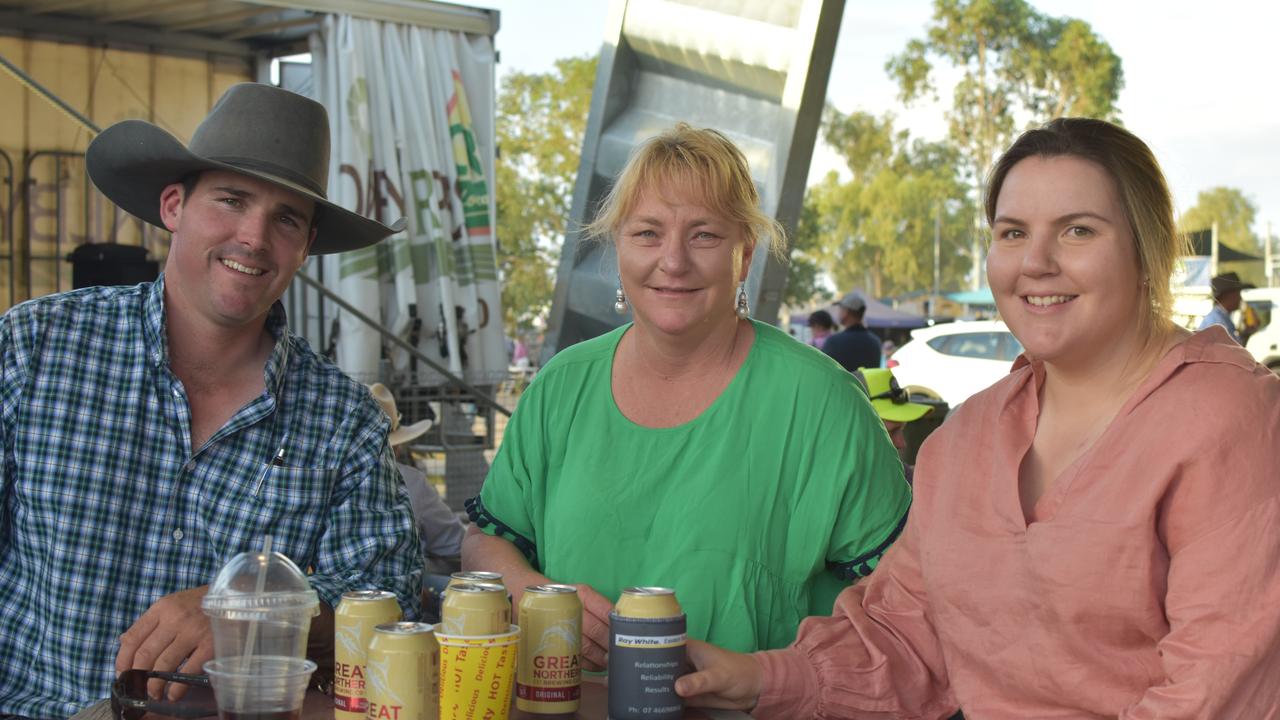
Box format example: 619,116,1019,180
987,155,1146,369
616,183,752,339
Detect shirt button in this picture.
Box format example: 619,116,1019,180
183,461,195,473
172,389,182,398
172,529,184,541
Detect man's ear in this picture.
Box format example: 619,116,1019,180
158,182,185,233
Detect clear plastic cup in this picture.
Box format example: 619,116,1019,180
205,656,316,720
202,550,319,660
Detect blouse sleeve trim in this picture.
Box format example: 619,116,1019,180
827,504,910,580
464,495,539,567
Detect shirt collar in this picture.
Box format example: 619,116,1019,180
142,274,293,399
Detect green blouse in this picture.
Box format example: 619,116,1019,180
468,321,910,652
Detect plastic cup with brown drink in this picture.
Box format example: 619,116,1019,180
201,540,319,720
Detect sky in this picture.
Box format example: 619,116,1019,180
472,0,1280,243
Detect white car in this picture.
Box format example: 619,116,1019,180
889,320,1023,408
1244,288,1280,373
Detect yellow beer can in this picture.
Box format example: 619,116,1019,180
366,622,439,720
614,587,682,619
439,582,509,636
516,584,582,714
447,571,505,589
335,590,403,720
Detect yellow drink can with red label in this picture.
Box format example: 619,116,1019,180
335,590,402,720
366,622,438,720
440,582,509,636
516,584,581,714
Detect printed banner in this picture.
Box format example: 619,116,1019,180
311,16,505,384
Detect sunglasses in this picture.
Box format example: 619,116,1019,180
869,385,909,404
110,669,217,720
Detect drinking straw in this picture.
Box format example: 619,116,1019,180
235,534,273,708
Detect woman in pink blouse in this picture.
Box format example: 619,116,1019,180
674,118,1280,718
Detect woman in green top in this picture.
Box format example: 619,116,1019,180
462,124,910,669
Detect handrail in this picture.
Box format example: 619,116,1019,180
292,269,511,417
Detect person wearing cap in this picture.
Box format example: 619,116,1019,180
367,382,465,574
0,84,423,717
822,291,882,373
853,369,934,485
1197,271,1256,344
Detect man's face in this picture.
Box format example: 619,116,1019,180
159,170,316,331
883,420,908,452
1219,289,1243,313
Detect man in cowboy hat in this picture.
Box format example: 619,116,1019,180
366,383,465,575
1198,271,1257,345
0,83,422,717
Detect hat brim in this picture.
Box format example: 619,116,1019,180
389,418,433,447
873,398,933,423
86,120,404,255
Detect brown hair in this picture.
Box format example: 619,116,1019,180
984,118,1187,340
584,123,787,260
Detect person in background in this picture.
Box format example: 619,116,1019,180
463,123,910,671
806,309,836,349
1198,271,1255,345
0,84,423,718
852,369,934,485
675,118,1280,717
822,291,881,372
367,383,464,574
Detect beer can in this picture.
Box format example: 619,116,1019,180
516,584,582,714
447,571,505,589
439,582,510,636
335,590,403,720
366,622,439,720
607,587,689,720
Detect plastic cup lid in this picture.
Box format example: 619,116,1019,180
202,550,319,619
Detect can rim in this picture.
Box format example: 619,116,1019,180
524,583,578,594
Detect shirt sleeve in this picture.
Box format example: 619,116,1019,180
755,491,957,719
401,463,465,559
308,405,425,620
1120,373,1280,718
817,382,912,607
465,377,543,568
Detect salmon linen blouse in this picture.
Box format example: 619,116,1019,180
754,326,1280,719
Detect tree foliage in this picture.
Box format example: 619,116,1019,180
1179,186,1261,254
495,56,596,331
801,107,976,300
887,0,1123,185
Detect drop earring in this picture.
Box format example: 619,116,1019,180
614,284,628,315
735,283,749,319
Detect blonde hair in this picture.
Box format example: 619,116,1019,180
583,123,787,260
985,118,1187,342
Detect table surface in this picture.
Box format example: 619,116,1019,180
72,678,749,720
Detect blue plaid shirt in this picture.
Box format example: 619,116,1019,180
0,277,423,718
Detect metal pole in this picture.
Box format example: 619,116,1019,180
0,53,100,136
933,203,941,318
292,269,511,417
1266,221,1273,288
1211,221,1219,278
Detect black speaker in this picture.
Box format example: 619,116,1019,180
66,243,159,289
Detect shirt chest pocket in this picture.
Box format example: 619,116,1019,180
199,465,337,561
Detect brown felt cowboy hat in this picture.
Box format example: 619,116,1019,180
1210,272,1254,298
85,82,404,255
